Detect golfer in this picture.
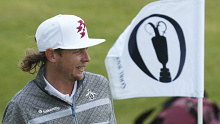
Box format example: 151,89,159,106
2,14,116,124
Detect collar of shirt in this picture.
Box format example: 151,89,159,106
43,76,77,104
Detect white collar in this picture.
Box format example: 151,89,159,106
43,76,77,104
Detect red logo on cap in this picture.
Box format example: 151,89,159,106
77,20,86,38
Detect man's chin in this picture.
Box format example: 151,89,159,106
70,73,84,82
75,73,84,81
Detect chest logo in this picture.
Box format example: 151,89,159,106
38,107,60,114
86,89,97,100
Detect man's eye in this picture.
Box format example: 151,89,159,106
73,50,81,54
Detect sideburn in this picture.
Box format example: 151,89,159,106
54,49,63,57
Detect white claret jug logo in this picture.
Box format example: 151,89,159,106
86,89,97,100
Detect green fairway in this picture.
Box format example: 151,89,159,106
0,0,219,123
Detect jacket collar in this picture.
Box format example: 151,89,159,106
33,65,86,105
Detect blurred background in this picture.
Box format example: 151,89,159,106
0,0,219,123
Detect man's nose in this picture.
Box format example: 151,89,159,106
82,48,91,62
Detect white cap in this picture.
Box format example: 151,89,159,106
35,14,106,52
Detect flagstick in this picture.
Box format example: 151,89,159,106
198,97,203,124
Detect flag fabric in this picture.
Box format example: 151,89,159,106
105,0,205,99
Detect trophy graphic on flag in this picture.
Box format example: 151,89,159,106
146,21,171,82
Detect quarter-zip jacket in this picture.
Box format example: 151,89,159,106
2,66,116,124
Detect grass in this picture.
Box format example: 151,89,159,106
0,0,220,124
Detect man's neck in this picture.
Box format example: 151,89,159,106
44,68,75,96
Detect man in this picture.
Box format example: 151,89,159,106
2,14,116,124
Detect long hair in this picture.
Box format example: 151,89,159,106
19,48,63,74
19,48,47,74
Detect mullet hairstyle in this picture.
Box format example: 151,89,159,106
19,48,47,74
19,48,63,74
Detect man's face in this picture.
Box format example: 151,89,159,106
55,48,90,82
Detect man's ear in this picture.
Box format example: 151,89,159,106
45,48,57,63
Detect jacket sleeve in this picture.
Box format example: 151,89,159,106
2,101,27,124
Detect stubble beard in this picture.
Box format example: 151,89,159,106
57,60,84,82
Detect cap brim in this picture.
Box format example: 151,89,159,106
59,38,106,50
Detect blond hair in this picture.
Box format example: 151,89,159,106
19,48,47,74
